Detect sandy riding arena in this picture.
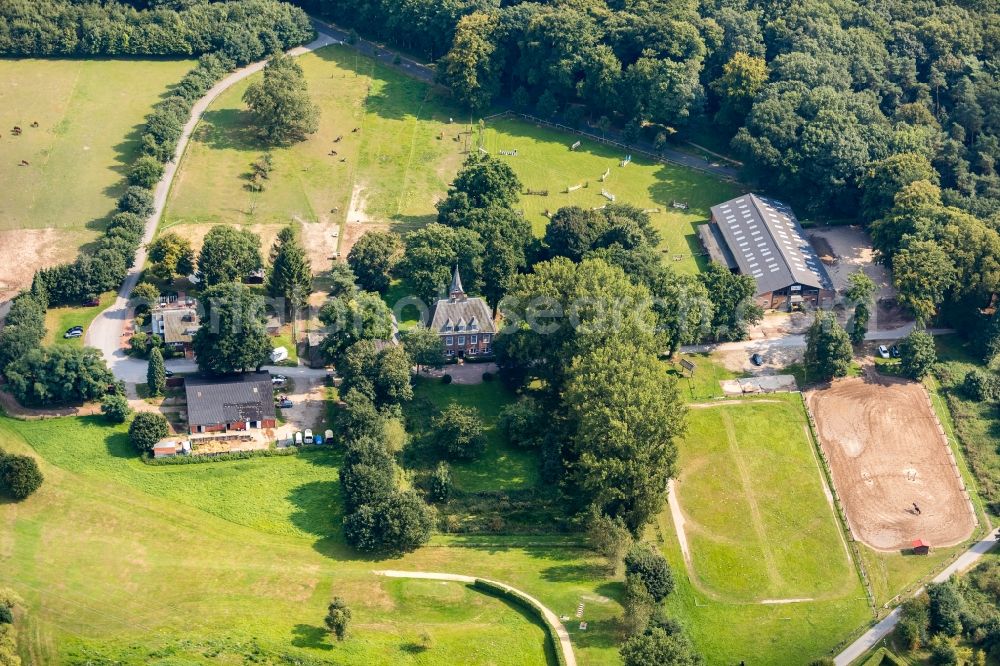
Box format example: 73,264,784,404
805,376,976,551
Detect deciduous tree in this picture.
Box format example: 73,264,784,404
243,54,319,144
128,412,169,453
197,225,263,286
347,231,401,294
192,282,271,375
804,312,853,381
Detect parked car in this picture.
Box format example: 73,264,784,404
314,434,324,445
877,345,890,359
63,326,83,339
750,353,764,366
304,429,314,444
271,374,287,385
324,429,334,442
294,431,303,445
270,346,288,363
277,398,293,409
164,369,175,378
890,345,901,359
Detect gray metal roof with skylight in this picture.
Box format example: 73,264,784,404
709,194,832,296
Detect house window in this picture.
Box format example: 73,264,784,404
470,335,478,344
468,348,477,356
457,336,465,345
446,336,454,346
485,346,492,354
448,349,455,356
483,334,491,344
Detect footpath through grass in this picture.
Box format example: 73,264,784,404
0,411,620,665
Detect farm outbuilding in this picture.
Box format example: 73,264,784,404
699,194,835,310
912,539,930,555
184,373,276,434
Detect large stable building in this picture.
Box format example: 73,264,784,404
699,194,834,310
429,267,497,358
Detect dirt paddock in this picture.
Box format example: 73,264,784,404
805,375,976,551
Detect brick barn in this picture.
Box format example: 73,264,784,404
698,194,834,310
184,372,276,434
429,267,497,359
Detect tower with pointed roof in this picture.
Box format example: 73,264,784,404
429,266,497,359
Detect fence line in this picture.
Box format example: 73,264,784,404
480,110,739,182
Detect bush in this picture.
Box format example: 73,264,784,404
624,543,674,602
481,371,494,381
429,461,452,502
432,404,486,460
962,370,1000,402
0,605,11,625
899,330,937,380
101,394,132,423
498,398,543,448
0,453,43,500
441,373,453,384
128,412,169,452
4,346,115,406
343,491,434,554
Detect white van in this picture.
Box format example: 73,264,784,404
294,431,303,445
304,429,314,444
270,346,289,363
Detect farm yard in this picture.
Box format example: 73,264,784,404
806,375,977,552
0,58,194,301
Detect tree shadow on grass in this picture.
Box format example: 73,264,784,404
291,623,333,650
288,480,342,539
105,430,139,459
196,108,262,152
568,616,621,650
540,562,608,583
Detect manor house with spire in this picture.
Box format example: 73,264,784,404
429,267,497,358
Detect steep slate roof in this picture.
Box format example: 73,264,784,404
185,372,275,426
429,267,496,336
710,194,833,296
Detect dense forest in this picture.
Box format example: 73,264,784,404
0,0,312,63
300,0,1000,344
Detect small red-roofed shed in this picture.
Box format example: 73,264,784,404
912,539,930,555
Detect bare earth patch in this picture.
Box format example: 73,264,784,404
339,182,389,257
805,374,976,551
0,228,70,303
298,215,341,271
167,223,286,259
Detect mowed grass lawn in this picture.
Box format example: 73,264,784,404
408,377,538,491
657,393,870,663
0,58,193,294
42,291,115,346
481,119,741,275
162,44,466,256
0,414,620,665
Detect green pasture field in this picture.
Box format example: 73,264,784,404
654,393,871,663
0,59,193,260
480,119,741,275
674,394,856,602
0,413,621,665
407,377,537,492
161,45,466,250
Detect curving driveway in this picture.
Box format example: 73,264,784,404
85,29,338,382
375,570,577,666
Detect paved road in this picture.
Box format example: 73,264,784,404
835,531,999,665
85,29,338,381
375,570,576,666
679,325,954,356
310,17,437,85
